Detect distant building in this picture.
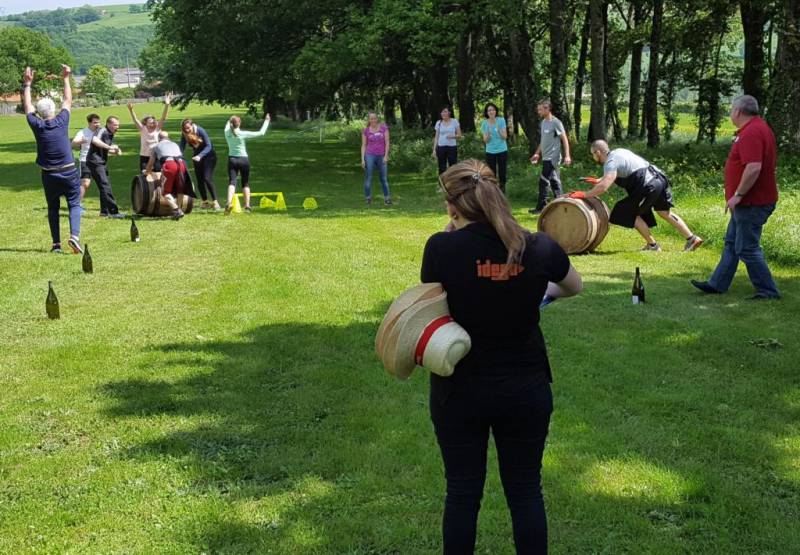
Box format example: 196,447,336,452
111,67,144,89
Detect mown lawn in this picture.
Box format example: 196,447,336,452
0,104,798,554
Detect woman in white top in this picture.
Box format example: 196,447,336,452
127,93,172,173
432,106,462,175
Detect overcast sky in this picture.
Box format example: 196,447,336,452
1,0,143,16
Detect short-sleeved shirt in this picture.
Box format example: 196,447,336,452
364,124,388,156
724,117,778,206
26,109,74,169
87,126,114,166
604,148,654,185
481,117,508,154
435,118,460,147
73,127,95,163
540,117,566,163
421,221,570,384
140,127,160,157
152,140,183,160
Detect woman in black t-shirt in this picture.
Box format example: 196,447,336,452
421,159,583,554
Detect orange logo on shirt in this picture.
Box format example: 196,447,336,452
476,259,525,281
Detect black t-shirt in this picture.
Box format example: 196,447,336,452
87,126,114,166
421,221,570,387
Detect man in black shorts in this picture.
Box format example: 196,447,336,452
571,141,703,251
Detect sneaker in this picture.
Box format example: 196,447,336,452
641,242,662,252
528,208,543,215
51,243,63,254
224,204,232,215
683,235,704,252
746,293,781,301
212,202,223,212
690,279,722,294
200,201,211,210
365,197,372,205
99,212,109,218
109,213,126,219
68,236,83,254
244,206,252,213
172,209,184,220
384,198,393,206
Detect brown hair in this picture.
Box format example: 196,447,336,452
229,115,241,136
181,118,202,148
441,159,529,267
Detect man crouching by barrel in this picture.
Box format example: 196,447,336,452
571,141,703,252
145,132,187,220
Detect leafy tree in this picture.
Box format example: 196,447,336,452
0,27,73,96
81,64,115,101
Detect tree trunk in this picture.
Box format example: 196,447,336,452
456,28,477,132
428,61,451,127
574,7,590,141
740,0,770,107
767,0,800,147
509,20,540,152
549,0,572,131
399,93,419,128
645,0,663,148
627,2,647,138
412,71,431,128
383,93,397,125
588,0,606,141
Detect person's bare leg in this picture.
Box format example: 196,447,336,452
634,216,656,244
226,184,236,208
79,178,90,202
163,193,179,211
657,210,692,239
243,186,251,209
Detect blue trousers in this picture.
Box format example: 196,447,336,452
363,154,390,199
709,204,780,297
42,168,81,244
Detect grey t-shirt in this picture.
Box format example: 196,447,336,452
540,117,566,163
152,140,183,160
604,148,652,183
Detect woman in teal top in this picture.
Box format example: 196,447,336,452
223,113,270,214
481,103,508,192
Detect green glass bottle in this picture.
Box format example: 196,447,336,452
46,281,60,319
130,218,140,242
82,243,93,273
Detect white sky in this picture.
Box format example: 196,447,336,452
1,0,143,16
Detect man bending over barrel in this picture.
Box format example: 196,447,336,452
145,132,187,220
571,141,703,252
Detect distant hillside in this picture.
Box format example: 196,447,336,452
0,4,153,74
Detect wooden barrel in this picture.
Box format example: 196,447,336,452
537,197,610,254
131,174,194,217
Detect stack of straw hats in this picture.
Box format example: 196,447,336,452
376,283,472,380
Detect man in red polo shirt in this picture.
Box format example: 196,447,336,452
691,95,780,299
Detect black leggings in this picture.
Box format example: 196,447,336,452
228,156,251,188
192,150,218,201
485,151,508,192
431,376,552,554
436,146,458,175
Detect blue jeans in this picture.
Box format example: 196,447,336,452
363,154,390,200
42,168,81,244
709,204,780,296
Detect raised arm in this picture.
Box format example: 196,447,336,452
127,102,143,129
157,93,171,129
236,114,271,138
22,67,34,114
61,65,72,111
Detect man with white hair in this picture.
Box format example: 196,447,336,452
23,65,82,254
691,95,780,300
573,141,703,252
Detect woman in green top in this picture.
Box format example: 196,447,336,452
224,113,270,214
481,103,509,192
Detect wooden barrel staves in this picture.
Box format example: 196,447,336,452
537,197,610,254
131,174,194,217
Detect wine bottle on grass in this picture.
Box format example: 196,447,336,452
46,281,60,319
632,267,645,304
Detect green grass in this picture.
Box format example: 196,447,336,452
1,104,798,553
78,5,151,30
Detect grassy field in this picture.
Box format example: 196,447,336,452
78,4,151,30
0,104,798,554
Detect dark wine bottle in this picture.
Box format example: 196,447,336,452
130,218,140,242
46,281,60,319
82,243,93,273
632,267,645,304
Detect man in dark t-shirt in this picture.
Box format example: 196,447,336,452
87,116,124,217
691,95,780,299
22,65,83,254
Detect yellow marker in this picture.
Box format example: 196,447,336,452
303,197,318,210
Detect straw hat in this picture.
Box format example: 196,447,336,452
377,283,471,380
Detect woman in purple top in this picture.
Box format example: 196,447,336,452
360,112,392,205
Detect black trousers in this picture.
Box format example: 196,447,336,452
139,155,161,173
431,375,553,554
87,162,120,215
437,146,458,175
485,151,508,192
193,150,218,201
227,156,251,188
536,161,563,210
